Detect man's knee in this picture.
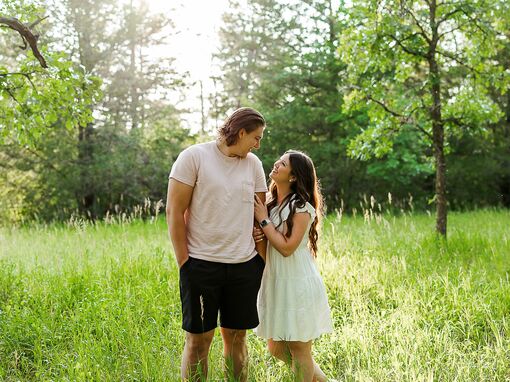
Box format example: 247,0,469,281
185,331,214,357
221,328,247,347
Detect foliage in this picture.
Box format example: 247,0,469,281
1,0,510,223
341,1,508,159
215,0,361,208
0,0,190,223
0,1,102,145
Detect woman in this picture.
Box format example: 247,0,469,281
254,150,333,382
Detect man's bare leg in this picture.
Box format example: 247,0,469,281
221,328,248,381
181,329,215,381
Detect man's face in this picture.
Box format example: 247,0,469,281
236,126,264,158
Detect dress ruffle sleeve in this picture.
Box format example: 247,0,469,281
295,202,316,222
271,199,316,227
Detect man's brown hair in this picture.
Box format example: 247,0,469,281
218,107,265,146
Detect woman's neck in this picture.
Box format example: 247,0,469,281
276,184,292,205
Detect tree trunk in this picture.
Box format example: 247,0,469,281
128,0,139,130
429,0,447,236
200,80,206,134
77,122,95,217
501,88,510,207
73,3,97,218
432,117,447,236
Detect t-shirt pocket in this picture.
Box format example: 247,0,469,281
241,180,255,203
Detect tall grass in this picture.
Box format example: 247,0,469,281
1,210,509,381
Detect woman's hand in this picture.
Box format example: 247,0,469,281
253,227,265,243
254,194,269,223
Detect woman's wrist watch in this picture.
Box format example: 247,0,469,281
260,218,272,228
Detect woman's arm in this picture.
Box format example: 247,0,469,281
254,195,310,257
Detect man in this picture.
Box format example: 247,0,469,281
166,107,268,381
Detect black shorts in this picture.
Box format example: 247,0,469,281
179,254,265,334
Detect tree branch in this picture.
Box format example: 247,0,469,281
406,8,432,44
443,116,466,127
458,8,490,36
5,88,23,106
438,23,464,41
386,33,428,58
28,15,49,29
365,94,434,140
0,72,38,89
436,49,480,73
437,7,464,27
0,16,48,68
413,122,433,139
366,94,405,118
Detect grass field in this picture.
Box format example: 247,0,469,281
1,210,509,381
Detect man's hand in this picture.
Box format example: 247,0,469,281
253,227,265,243
178,256,190,268
166,178,194,268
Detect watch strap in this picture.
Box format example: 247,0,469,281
260,218,271,227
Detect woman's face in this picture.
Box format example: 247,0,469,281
269,153,293,183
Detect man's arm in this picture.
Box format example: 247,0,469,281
254,191,267,260
166,178,194,267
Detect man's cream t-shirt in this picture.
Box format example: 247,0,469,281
169,141,268,263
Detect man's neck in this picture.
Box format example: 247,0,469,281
216,139,240,158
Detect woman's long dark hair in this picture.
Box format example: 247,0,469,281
266,150,324,256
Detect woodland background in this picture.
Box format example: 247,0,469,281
1,0,509,232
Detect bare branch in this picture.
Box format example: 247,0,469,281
436,49,480,73
437,7,464,26
0,16,48,68
438,23,464,41
18,36,28,50
28,15,49,29
386,33,429,58
365,94,434,140
443,116,466,127
5,88,23,106
0,72,38,89
458,8,490,36
366,94,405,118
406,8,432,44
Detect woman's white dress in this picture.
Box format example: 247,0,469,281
256,200,333,342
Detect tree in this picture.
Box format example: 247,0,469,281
211,0,293,116
0,0,101,145
340,0,509,235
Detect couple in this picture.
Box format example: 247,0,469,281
166,108,333,381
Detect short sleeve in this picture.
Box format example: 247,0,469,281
169,147,198,187
295,202,316,221
277,200,316,224
254,158,268,193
